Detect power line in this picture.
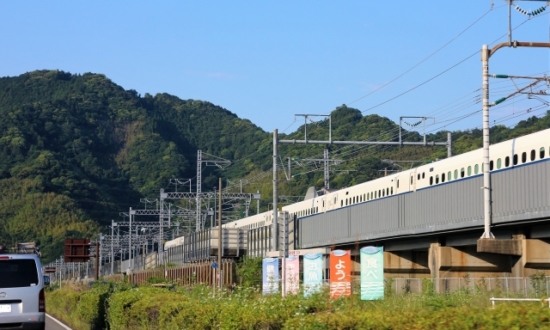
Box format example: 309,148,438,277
348,6,498,106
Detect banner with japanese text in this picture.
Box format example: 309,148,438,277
262,257,279,295
329,249,351,298
284,255,300,295
360,246,384,300
303,253,323,297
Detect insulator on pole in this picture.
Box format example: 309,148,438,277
514,5,547,17
514,5,530,16
531,6,546,16
493,97,507,105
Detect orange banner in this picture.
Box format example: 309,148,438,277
329,249,351,298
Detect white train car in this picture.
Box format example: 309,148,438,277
167,128,550,258
284,128,550,220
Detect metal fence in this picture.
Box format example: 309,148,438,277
104,260,236,287
384,277,550,296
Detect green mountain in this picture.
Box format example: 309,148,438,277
0,70,548,262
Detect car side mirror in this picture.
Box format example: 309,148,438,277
43,276,50,286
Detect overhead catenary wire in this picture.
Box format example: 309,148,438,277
358,14,541,115
222,12,550,194
347,5,500,107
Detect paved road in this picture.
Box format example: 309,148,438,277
46,314,71,330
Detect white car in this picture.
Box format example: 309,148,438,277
0,253,46,330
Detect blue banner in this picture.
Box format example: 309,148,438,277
360,246,384,300
303,253,323,297
262,257,279,295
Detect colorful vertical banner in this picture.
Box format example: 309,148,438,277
303,253,323,297
285,255,300,295
360,246,384,300
329,250,351,298
262,257,279,295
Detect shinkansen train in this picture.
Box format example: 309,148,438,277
165,128,550,261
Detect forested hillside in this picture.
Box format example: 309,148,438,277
0,70,548,262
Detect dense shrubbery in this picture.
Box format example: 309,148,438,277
46,281,550,330
47,281,134,330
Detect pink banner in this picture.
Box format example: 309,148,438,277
285,255,300,295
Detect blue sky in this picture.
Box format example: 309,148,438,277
1,1,549,135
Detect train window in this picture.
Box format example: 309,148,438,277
448,171,451,181
531,149,536,161
522,152,527,163
411,176,414,185
391,187,393,194
454,169,458,180
467,166,472,176
460,168,465,178
397,180,399,189
442,173,445,182
429,176,433,185
323,200,325,207
316,207,318,213
490,161,494,171
497,158,502,169
422,172,425,179
364,193,366,201
386,188,389,195
505,157,510,167
435,175,439,184
341,200,343,207
474,164,479,174
513,154,518,165
417,173,421,180
540,147,545,159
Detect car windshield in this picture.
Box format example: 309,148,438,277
0,259,39,288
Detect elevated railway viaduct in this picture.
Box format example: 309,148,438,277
297,157,550,280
